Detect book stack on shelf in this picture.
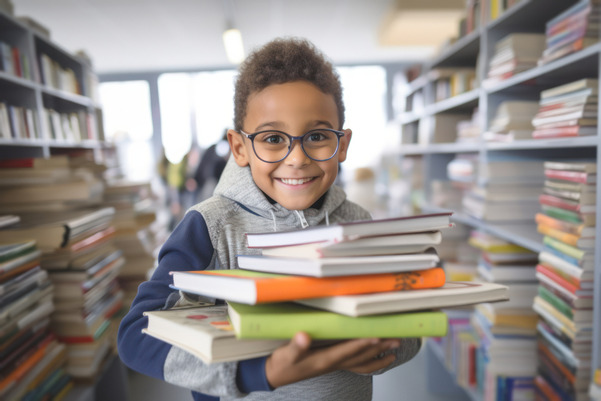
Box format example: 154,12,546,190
488,0,524,21
462,159,545,223
531,78,598,139
486,33,546,82
533,160,596,401
0,154,128,383
431,68,478,102
143,213,510,363
0,104,40,140
419,113,473,145
456,108,482,143
484,100,539,142
0,239,73,401
102,180,164,308
468,231,540,400
538,0,600,66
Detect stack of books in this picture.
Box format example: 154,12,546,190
531,78,598,139
102,180,165,308
538,0,600,66
462,160,545,222
468,231,540,400
143,213,510,364
533,160,596,401
0,154,129,384
0,239,72,400
484,100,539,142
486,33,546,82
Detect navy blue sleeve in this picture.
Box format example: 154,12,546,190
117,211,215,380
117,210,273,395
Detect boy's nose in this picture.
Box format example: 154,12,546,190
284,140,310,166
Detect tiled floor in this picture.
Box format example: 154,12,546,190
125,346,466,401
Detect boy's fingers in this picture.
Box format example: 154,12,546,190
347,353,397,374
287,332,312,363
335,340,400,369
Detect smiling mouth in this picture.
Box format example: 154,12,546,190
279,177,315,185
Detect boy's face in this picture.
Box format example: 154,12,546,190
229,81,351,210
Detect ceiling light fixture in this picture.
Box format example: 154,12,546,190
222,24,245,64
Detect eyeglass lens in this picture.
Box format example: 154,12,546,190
252,130,339,162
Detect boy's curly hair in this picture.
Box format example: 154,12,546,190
233,37,345,132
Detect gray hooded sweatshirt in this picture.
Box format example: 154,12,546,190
117,158,421,401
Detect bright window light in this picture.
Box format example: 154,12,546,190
158,73,194,164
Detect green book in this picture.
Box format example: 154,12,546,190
541,205,582,224
537,285,572,320
543,236,586,261
227,302,448,339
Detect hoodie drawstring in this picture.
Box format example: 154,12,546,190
269,210,277,232
294,210,309,229
325,210,330,226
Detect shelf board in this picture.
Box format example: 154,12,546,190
486,0,580,33
429,28,481,68
427,89,480,114
486,136,599,151
0,71,38,90
397,142,480,155
399,112,421,125
41,86,94,107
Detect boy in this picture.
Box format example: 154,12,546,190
118,37,421,400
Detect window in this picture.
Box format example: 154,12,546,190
99,80,154,181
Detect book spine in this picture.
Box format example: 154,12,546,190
537,224,580,247
536,212,584,236
536,264,578,294
539,251,585,280
254,267,446,303
233,309,448,339
538,286,574,320
543,236,586,261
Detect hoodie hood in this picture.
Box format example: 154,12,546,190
213,156,348,230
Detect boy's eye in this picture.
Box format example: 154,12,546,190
305,130,329,143
257,131,288,145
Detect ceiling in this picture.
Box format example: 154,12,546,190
10,0,438,75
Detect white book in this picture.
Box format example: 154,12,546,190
245,212,452,248
261,231,442,259
237,251,440,277
295,281,509,317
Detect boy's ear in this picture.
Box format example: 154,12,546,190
227,129,250,167
336,129,352,163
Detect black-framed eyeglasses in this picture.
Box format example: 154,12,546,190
239,128,346,163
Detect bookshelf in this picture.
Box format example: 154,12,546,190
393,0,600,399
0,9,104,160
0,9,128,401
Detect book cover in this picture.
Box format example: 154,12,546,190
532,125,597,138
244,212,453,248
295,281,509,317
260,231,442,259
537,223,594,249
143,305,287,364
539,193,595,214
170,267,445,304
227,301,449,339
236,250,440,277
536,271,593,309
540,78,599,100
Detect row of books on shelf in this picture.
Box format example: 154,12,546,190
0,103,103,143
0,39,32,80
39,53,81,95
487,1,600,83
141,212,511,364
0,154,165,397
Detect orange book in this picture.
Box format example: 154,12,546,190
534,375,562,401
537,222,580,247
170,267,446,305
535,213,585,237
0,333,55,393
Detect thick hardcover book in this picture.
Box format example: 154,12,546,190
244,212,452,248
142,305,287,364
236,251,440,277
170,267,445,305
260,231,442,259
295,281,509,317
227,302,448,339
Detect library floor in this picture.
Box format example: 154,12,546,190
125,346,464,401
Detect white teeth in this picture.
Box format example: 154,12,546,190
281,177,312,185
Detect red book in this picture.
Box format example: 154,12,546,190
11,47,21,77
532,125,597,138
539,193,594,213
545,169,596,184
536,264,579,294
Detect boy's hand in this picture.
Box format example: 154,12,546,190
265,332,401,389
